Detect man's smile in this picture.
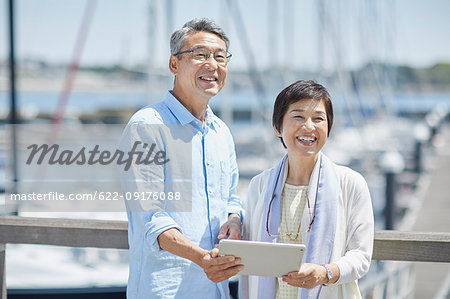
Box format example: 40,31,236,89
199,75,218,82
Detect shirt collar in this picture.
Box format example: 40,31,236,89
164,91,220,131
163,91,196,125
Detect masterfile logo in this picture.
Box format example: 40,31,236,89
25,141,170,171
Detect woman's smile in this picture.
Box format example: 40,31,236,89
296,135,317,146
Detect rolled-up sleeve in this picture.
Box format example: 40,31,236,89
145,211,182,251
226,135,244,222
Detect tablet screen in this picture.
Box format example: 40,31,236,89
218,239,305,277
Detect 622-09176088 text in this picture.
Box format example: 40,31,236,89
99,191,182,201
98,191,181,201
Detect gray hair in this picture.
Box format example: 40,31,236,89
170,18,229,57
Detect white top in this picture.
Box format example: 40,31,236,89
240,163,374,299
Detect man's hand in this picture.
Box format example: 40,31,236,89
218,213,241,240
157,228,244,283
201,248,244,283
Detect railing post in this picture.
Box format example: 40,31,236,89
0,244,6,299
379,151,405,230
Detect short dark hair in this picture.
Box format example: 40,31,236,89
170,18,229,57
272,80,333,147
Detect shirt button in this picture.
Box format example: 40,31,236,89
207,161,211,165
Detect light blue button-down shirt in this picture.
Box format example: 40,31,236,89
120,91,243,299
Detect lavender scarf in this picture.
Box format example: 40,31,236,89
257,152,339,299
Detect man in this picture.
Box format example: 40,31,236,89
120,19,243,298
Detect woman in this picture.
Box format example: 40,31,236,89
240,80,374,299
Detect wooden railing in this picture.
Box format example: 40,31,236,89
0,216,449,298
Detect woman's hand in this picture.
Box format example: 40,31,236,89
218,213,242,240
282,263,328,289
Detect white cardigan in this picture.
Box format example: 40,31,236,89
240,163,374,299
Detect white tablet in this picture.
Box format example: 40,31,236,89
218,239,305,277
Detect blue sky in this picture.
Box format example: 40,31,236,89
1,0,449,71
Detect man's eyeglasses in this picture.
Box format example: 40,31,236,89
266,164,321,239
174,48,232,67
